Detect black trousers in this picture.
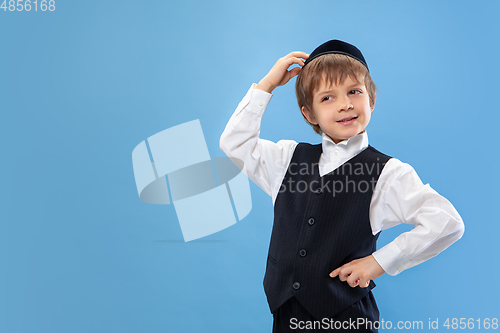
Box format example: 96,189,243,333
272,293,379,333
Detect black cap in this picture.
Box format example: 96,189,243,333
303,39,369,71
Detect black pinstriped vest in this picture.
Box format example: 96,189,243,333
263,143,391,319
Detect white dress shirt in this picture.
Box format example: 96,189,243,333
220,84,464,276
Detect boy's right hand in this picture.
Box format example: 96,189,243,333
256,51,309,93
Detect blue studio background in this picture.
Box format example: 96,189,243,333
1,1,498,332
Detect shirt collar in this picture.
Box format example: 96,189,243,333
321,131,369,160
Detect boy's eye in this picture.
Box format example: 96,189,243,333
349,89,361,95
321,96,332,102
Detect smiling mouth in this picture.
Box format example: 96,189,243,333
337,116,358,123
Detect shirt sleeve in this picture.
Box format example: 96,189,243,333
370,158,465,276
219,84,298,204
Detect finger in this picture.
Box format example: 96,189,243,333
288,66,301,78
282,56,306,68
285,51,310,60
329,267,341,278
347,275,359,288
358,280,370,288
357,278,370,288
277,67,302,87
338,266,353,282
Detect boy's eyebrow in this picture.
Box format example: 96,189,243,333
316,83,364,95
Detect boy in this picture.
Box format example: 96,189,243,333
219,40,464,332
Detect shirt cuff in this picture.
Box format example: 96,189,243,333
372,242,411,276
244,83,273,117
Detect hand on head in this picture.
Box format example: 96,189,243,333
256,51,309,94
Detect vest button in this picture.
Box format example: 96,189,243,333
308,217,315,225
299,249,307,257
292,282,301,290
316,187,322,195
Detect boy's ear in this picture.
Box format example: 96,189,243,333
371,92,377,113
301,106,318,125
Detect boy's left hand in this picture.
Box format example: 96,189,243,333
329,255,385,288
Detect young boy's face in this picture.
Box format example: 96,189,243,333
302,75,375,144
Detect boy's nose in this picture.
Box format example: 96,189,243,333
338,98,353,112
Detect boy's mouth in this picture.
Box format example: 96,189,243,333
337,116,358,125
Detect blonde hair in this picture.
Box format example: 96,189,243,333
295,54,377,134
